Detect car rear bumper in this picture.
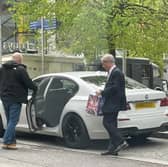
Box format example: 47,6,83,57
83,110,168,140
88,121,168,140
120,122,168,137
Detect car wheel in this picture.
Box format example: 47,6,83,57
0,116,4,137
62,113,90,149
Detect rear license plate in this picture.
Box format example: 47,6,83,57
135,102,156,109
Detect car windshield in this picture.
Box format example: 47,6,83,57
81,75,147,89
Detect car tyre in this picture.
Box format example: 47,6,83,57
62,113,90,149
0,116,4,137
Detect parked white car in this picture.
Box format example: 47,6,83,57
0,71,168,148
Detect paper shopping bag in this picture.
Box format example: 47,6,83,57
86,94,104,116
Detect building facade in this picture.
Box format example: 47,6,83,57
0,0,17,55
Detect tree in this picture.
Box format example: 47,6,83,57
72,0,168,68
7,0,168,68
7,0,86,51
105,0,168,69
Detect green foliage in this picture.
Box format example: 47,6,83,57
7,0,168,69
107,0,168,69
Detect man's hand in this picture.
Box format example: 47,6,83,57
96,90,102,96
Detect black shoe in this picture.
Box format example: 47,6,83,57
101,150,118,156
114,141,128,153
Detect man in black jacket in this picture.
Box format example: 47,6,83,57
97,53,128,155
0,52,37,149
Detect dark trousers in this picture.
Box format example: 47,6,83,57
103,112,124,150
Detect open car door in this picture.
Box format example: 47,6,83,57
26,77,51,132
26,98,39,131
26,76,78,131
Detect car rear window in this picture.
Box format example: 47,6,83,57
81,76,147,89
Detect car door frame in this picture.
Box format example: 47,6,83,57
26,76,52,132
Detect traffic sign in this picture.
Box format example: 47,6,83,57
29,19,59,30
29,18,60,74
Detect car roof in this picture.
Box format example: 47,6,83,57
34,71,147,89
64,71,107,77
35,71,107,79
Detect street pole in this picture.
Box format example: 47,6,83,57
41,17,44,74
0,15,2,66
122,50,127,75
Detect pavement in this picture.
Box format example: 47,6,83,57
0,157,40,167
0,132,168,167
1,136,168,167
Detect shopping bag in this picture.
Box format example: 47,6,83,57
86,94,104,116
97,96,104,116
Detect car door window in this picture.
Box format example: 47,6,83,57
48,78,63,90
61,78,78,95
48,77,78,95
28,77,50,96
36,77,50,97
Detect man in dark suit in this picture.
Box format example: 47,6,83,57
96,53,128,155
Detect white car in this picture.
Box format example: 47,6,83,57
0,71,168,148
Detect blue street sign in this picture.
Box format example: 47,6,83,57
30,20,41,29
29,19,59,30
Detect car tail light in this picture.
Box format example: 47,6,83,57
160,97,168,107
126,103,131,110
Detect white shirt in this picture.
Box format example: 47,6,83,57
107,64,116,80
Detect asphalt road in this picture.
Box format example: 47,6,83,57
0,133,168,167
